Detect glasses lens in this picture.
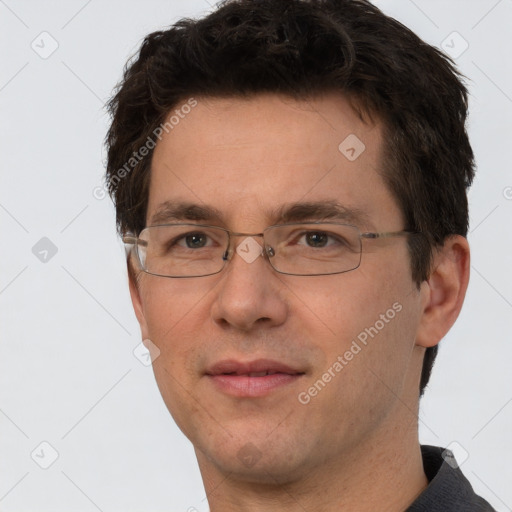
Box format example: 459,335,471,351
138,225,228,277
265,223,362,276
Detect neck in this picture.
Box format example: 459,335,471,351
198,415,428,512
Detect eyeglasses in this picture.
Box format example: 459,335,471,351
123,222,419,278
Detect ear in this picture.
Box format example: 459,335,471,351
416,235,470,348
127,258,150,341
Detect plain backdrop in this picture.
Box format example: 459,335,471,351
1,0,511,510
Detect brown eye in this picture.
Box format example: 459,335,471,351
305,232,328,247
183,233,208,248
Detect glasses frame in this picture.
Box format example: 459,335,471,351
123,222,421,278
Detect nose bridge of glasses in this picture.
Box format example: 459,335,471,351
218,230,280,271
227,231,266,254
228,231,265,238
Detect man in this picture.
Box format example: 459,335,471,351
105,0,495,510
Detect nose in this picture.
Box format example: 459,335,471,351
210,236,288,332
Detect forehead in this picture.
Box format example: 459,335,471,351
148,93,402,230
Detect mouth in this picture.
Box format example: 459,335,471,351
205,359,306,398
223,370,289,377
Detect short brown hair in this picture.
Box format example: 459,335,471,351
105,0,475,396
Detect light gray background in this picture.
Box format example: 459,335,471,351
1,0,511,510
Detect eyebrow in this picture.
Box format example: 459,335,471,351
149,200,371,228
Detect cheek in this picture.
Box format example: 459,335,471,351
296,278,420,440
140,277,210,336
341,263,420,380
288,260,413,344
138,280,211,432
138,279,212,380
292,253,420,392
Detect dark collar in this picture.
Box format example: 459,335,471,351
406,445,496,511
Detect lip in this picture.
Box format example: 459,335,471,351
205,358,305,398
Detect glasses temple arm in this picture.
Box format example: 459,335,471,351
360,230,420,240
122,235,148,247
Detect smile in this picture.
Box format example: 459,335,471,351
205,359,306,398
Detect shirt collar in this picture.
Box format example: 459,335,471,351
406,445,495,511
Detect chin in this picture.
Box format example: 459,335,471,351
194,425,315,485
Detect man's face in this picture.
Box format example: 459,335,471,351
130,93,427,482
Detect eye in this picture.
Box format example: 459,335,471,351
159,230,218,253
296,230,343,248
303,231,329,248
178,232,210,249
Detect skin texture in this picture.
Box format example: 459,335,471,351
128,93,470,511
